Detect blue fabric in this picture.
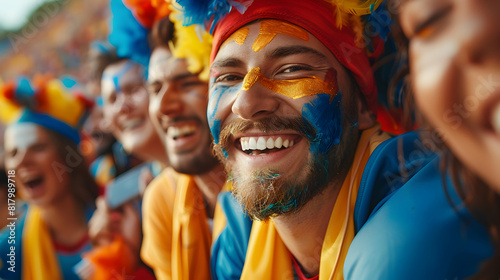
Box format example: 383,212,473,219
353,131,436,232
211,131,494,280
0,205,95,280
211,191,253,280
344,133,493,280
0,204,27,280
108,0,151,70
17,109,81,144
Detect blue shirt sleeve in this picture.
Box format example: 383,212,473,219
211,191,253,280
345,133,493,280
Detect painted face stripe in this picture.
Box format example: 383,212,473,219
239,67,337,100
252,19,309,52
226,27,250,45
101,60,136,94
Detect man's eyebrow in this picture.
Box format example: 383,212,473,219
210,58,245,71
147,71,194,85
172,72,197,82
268,45,328,60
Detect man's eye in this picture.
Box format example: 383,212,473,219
281,65,312,73
148,84,162,96
413,6,451,39
107,94,116,104
182,81,205,89
215,74,243,83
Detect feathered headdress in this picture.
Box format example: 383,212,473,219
0,75,94,143
112,0,213,81
174,0,407,133
169,9,213,81
108,0,153,68
175,0,381,33
176,0,254,33
123,0,172,29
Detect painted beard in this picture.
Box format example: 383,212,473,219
230,150,331,221
213,87,361,220
214,116,354,221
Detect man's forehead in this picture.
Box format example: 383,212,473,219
211,19,338,70
102,60,144,92
148,48,188,82
222,19,309,52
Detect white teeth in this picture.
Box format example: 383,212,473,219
283,139,289,148
275,137,282,148
240,136,296,152
122,118,143,130
493,104,500,135
249,138,257,150
167,127,179,138
266,138,274,149
168,125,196,139
241,139,248,151
257,137,267,150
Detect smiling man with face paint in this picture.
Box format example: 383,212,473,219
175,0,495,279
210,19,367,224
205,4,384,278
131,10,229,279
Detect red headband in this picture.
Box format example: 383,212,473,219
210,0,378,113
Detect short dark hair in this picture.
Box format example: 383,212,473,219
86,43,124,83
149,17,175,50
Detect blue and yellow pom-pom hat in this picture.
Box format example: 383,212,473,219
0,75,94,144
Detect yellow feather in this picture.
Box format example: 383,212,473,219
339,0,382,16
324,0,382,29
169,10,213,82
0,95,21,124
42,80,84,126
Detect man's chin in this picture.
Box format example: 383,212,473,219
230,168,308,221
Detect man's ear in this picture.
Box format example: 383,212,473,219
357,98,376,130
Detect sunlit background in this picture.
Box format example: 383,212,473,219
0,0,109,84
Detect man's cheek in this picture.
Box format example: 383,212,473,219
301,93,343,155
208,86,239,144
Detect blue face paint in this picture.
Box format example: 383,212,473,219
258,186,310,218
101,60,138,93
207,81,239,145
301,93,343,155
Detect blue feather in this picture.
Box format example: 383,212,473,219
108,0,151,68
14,76,37,109
176,0,253,33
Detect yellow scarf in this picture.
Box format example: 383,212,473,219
241,125,388,280
22,206,62,280
141,169,230,280
171,175,213,279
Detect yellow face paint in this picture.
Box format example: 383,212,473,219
226,27,250,45
240,67,337,100
242,67,261,91
252,19,309,52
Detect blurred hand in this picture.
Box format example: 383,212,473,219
88,196,142,257
139,167,154,196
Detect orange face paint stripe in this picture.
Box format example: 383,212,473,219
239,67,337,100
242,67,261,91
226,27,250,45
252,19,309,52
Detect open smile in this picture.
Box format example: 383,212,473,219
166,121,203,152
236,134,301,155
20,173,46,199
231,132,306,170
